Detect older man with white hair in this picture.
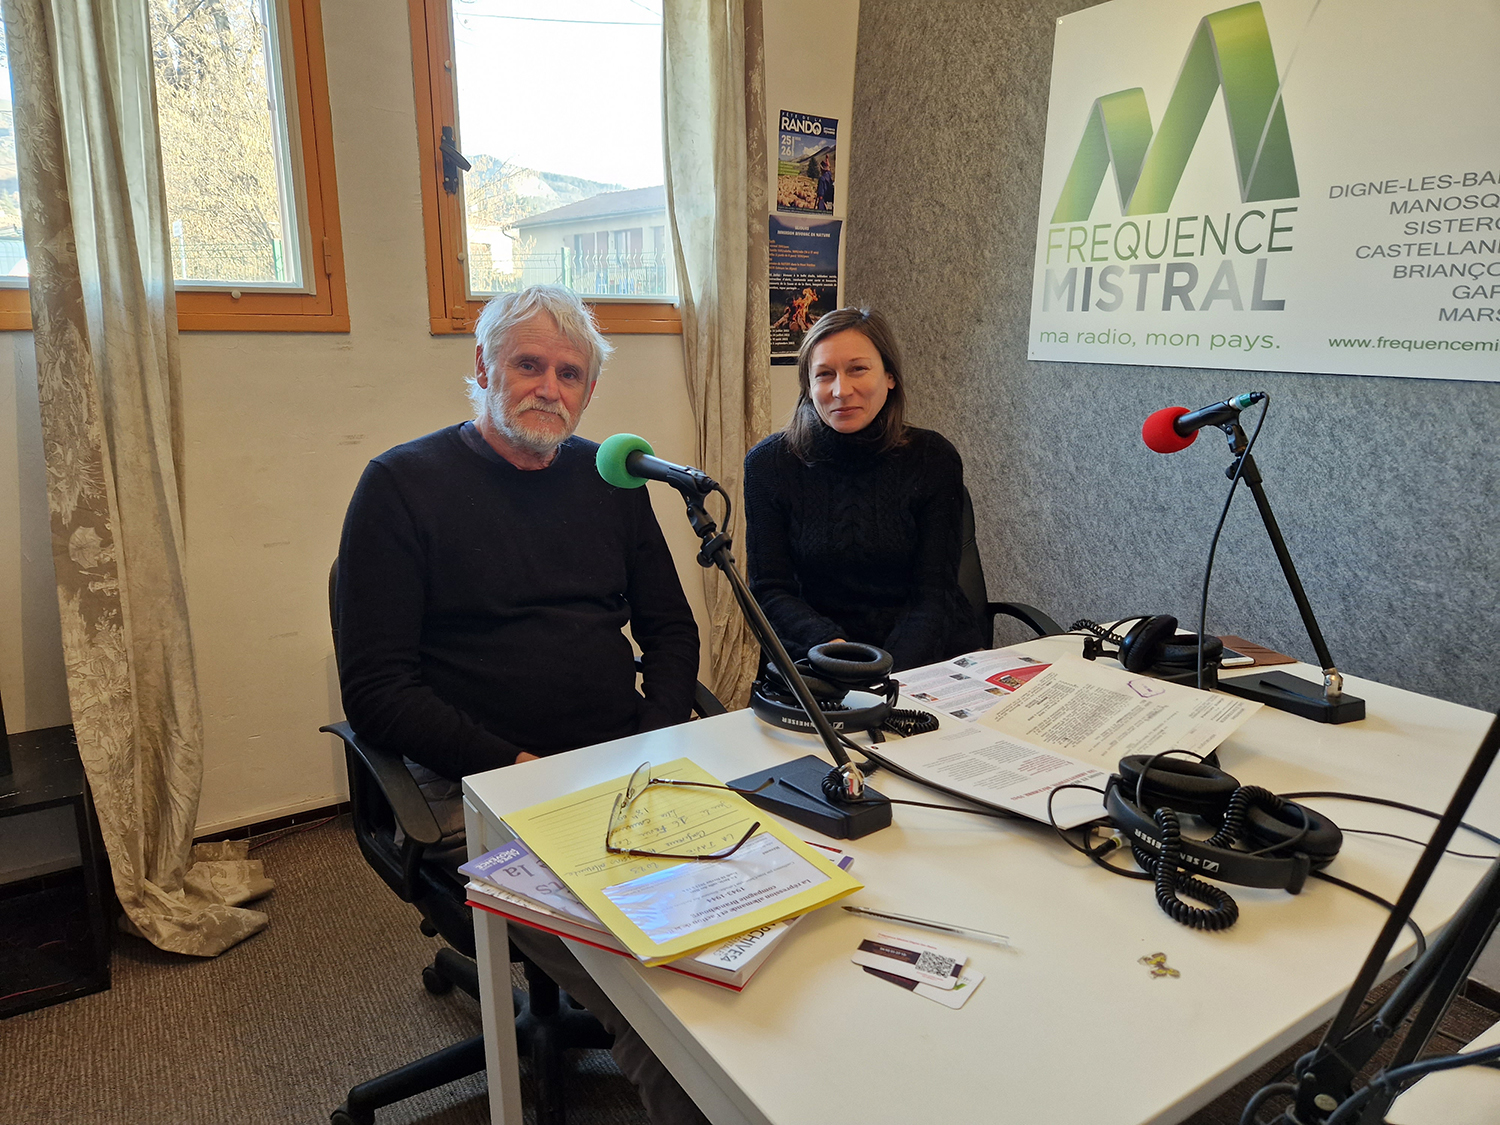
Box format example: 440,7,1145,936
338,284,698,776
336,285,706,1125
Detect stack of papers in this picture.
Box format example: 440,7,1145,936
466,757,863,973
462,833,853,990
880,653,1262,829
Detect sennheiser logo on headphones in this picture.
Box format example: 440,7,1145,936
1131,827,1221,873
783,716,848,731
1051,2,1299,223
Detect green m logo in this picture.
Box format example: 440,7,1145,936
1051,2,1299,223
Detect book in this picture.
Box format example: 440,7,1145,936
459,833,597,923
464,846,853,991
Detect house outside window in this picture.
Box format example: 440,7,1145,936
412,0,679,334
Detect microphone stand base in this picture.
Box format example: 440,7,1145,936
728,755,893,840
1218,669,1366,724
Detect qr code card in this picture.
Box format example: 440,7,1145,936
851,931,966,989
863,965,986,1009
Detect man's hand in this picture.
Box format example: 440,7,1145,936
515,751,540,763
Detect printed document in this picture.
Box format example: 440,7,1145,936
873,724,1111,828
978,657,1260,761
879,656,1260,828
895,647,1052,721
602,833,828,943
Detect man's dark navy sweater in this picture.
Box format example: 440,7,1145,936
336,424,699,780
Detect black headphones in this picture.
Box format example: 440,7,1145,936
751,641,898,734
1103,754,1342,930
1075,615,1224,677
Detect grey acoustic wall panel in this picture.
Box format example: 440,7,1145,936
846,0,1499,712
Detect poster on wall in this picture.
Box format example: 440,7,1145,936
776,110,838,214
770,215,841,362
1027,0,1500,382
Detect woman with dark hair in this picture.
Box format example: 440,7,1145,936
743,306,985,672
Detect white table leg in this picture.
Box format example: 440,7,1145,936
569,942,770,1125
466,801,524,1125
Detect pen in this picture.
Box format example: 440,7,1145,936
842,905,1012,947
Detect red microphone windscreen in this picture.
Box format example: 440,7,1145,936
1142,406,1196,454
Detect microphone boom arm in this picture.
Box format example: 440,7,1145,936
1215,422,1363,722
1228,425,1338,685
673,484,862,782
1280,711,1500,1123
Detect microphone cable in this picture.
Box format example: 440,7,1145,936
1195,392,1269,690
1278,790,1500,849
1320,1042,1500,1125
815,742,1029,823
1236,1004,1500,1124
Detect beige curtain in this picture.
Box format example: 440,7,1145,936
5,0,271,956
663,0,772,709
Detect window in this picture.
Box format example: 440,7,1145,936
0,0,346,332
0,47,21,329
411,0,680,335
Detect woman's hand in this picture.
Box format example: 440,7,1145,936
515,751,540,763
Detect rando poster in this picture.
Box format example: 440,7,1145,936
776,109,838,214
770,216,841,362
1027,0,1500,381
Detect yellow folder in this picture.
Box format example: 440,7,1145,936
501,757,863,966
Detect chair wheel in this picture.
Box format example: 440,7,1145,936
331,1107,369,1125
422,965,453,995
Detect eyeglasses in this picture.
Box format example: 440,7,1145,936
604,762,773,861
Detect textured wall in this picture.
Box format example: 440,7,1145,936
846,0,1499,712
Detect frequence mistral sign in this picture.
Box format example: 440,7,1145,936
1027,0,1500,381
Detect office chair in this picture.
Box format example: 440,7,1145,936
323,564,722,1125
322,716,621,1125
957,486,1065,643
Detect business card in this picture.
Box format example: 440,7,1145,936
863,965,986,1009
850,931,966,990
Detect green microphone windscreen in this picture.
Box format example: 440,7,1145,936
596,432,655,488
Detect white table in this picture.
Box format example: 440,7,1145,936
462,637,1500,1125
1389,1020,1500,1123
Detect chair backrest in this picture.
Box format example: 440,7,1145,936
324,557,476,953
957,486,989,627
0,681,10,776
328,561,342,658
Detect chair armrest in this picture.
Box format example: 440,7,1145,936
321,721,443,847
636,656,729,719
986,602,1065,638
693,681,728,717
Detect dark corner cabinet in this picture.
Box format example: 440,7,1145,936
0,720,114,1018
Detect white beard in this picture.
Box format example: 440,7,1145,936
486,387,576,455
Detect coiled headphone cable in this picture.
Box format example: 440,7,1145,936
1137,806,1240,931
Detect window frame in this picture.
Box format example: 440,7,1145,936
407,0,681,337
0,0,348,333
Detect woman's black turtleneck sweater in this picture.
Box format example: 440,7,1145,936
742,422,984,672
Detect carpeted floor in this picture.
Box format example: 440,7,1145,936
0,816,644,1125
0,816,1493,1125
